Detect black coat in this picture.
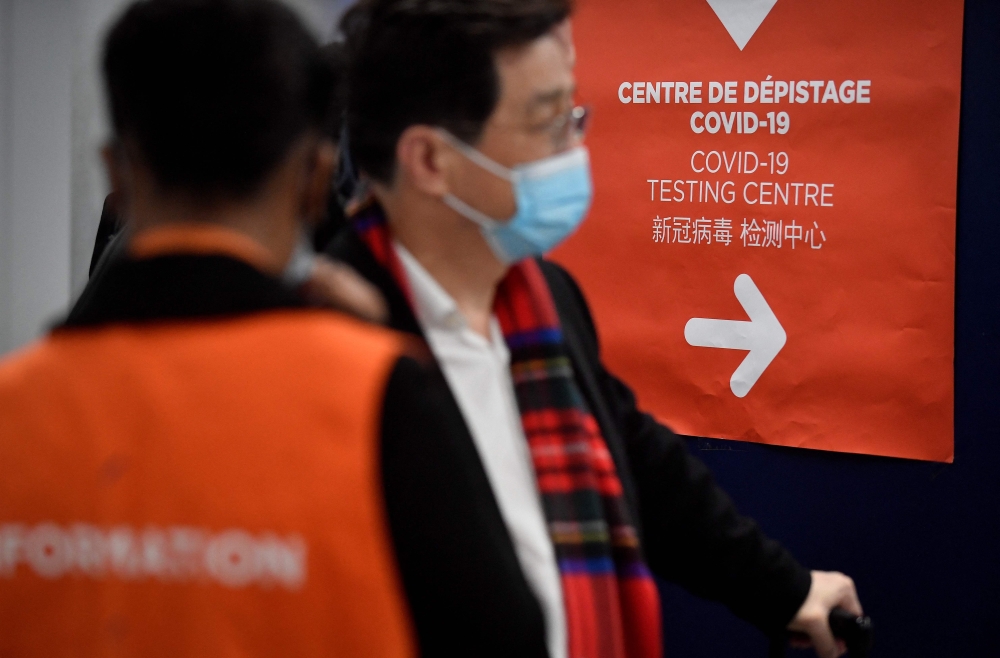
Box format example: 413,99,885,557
327,228,813,657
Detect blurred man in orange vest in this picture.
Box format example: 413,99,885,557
0,1,431,655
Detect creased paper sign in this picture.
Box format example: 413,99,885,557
556,0,963,461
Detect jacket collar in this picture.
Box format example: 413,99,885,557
61,225,305,329
128,223,283,274
324,225,425,338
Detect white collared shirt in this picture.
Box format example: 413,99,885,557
394,242,567,658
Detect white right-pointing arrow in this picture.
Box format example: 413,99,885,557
684,274,786,398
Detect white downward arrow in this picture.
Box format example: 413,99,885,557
705,0,779,51
684,274,786,398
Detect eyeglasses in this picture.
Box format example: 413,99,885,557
536,105,591,149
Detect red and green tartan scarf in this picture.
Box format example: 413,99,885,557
355,204,662,658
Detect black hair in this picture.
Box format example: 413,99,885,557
341,0,573,183
319,41,349,143
103,0,335,199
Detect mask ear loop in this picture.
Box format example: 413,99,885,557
441,193,503,229
440,191,516,264
437,130,518,182
436,131,520,263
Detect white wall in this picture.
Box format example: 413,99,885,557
0,0,9,354
0,0,354,356
0,0,73,355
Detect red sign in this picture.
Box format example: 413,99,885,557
557,0,963,461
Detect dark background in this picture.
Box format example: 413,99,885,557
660,1,999,656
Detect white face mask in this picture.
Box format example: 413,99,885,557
439,131,594,265
282,230,316,287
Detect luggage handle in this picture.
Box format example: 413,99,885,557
769,607,873,658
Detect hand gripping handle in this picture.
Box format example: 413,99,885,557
769,607,873,658
828,608,873,657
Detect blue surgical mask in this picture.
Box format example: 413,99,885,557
440,132,593,265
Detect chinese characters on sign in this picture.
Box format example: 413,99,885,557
653,216,826,249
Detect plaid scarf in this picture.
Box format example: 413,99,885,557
355,204,661,658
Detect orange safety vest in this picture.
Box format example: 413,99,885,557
0,230,415,658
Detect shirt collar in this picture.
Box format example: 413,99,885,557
393,241,467,332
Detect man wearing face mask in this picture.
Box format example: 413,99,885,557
328,2,863,658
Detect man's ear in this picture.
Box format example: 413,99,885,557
394,125,455,197
299,139,337,227
101,142,135,222
101,144,126,200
